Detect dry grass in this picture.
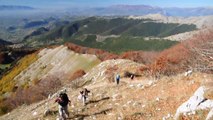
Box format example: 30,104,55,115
178,109,209,120
202,74,213,100
1,72,210,120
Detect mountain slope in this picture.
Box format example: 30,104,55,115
23,27,49,41
0,30,212,119
0,61,211,120
0,45,101,113
23,21,48,29
13,45,101,88
27,17,195,50
0,39,13,46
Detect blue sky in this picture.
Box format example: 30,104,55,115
0,0,212,8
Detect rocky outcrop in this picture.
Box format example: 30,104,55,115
175,85,213,120
82,59,145,85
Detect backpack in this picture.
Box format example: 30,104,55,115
58,93,69,107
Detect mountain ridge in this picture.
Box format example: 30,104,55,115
0,5,35,11
65,4,213,17
24,17,195,49
0,29,212,119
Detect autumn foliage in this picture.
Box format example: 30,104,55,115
66,29,212,77
0,53,38,95
149,43,192,76
65,43,118,61
1,29,212,115
149,29,213,76
184,29,213,72
65,42,159,64
120,51,159,64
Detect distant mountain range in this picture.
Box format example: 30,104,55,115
0,4,212,17
85,5,165,16
0,5,35,11
66,5,213,17
164,7,213,16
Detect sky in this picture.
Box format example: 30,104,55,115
0,0,213,9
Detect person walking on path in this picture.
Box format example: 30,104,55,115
78,88,90,105
115,74,120,85
82,88,90,105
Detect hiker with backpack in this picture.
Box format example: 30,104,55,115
55,92,71,120
115,74,120,85
130,74,135,80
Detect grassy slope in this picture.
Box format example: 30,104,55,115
71,36,178,53
67,18,196,38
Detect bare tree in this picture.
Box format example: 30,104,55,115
187,29,213,72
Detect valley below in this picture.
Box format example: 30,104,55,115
0,4,212,120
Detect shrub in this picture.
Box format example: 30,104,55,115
69,69,86,81
120,51,159,64
65,42,118,61
0,101,11,115
3,74,62,114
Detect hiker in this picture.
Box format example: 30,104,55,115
115,74,120,85
55,92,71,120
77,91,84,102
130,74,135,80
81,88,90,105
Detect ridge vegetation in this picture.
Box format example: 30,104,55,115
26,17,196,52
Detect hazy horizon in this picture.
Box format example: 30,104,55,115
0,0,213,9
